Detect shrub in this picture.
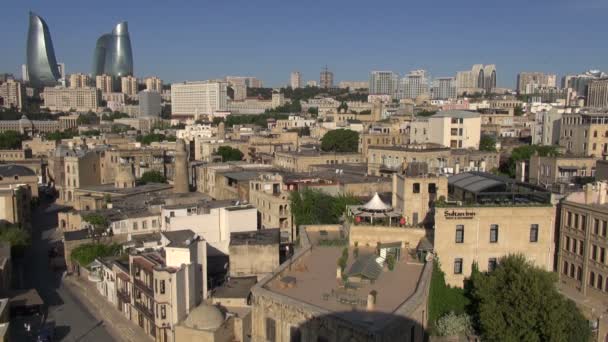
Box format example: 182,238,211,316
436,312,473,337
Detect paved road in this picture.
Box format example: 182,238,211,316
12,200,115,341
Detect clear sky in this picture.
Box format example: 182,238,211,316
2,0,607,88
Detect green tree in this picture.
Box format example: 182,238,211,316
469,255,590,341
46,130,78,141
307,107,319,116
77,112,99,125
214,146,244,161
290,189,360,226
417,110,437,117
479,135,497,152
320,129,359,153
71,243,121,267
500,145,559,177
514,105,525,116
0,131,26,149
139,170,166,184
101,111,130,121
137,133,167,145
0,225,30,257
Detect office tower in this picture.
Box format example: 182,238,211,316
587,79,608,108
399,70,429,99
369,71,398,96
173,139,189,193
57,63,66,80
225,76,263,88
563,70,608,97
306,80,318,87
171,81,228,116
290,71,301,89
517,72,557,94
0,79,25,110
43,86,100,112
138,90,161,117
121,76,138,97
21,65,29,82
320,67,334,89
26,12,61,87
144,77,162,92
69,73,90,88
456,64,497,94
92,22,134,78
432,77,457,100
96,74,114,93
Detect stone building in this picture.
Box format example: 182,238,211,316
248,173,293,241
557,182,608,341
229,229,280,279
434,172,555,287
559,112,608,157
273,151,363,173
251,225,431,342
393,173,448,227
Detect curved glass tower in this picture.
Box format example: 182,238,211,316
26,12,61,88
92,22,134,78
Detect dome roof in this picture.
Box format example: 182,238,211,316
182,304,224,331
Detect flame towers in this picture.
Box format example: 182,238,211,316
26,12,61,88
92,22,134,78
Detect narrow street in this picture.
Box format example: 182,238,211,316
11,199,115,341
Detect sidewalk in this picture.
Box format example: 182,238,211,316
63,276,152,342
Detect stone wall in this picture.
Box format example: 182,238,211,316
348,225,428,249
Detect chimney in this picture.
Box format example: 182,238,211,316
600,182,607,205
585,183,595,205
367,290,377,311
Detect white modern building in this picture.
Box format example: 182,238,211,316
290,71,301,89
369,71,398,97
410,110,481,149
171,81,228,116
399,70,429,99
138,90,161,117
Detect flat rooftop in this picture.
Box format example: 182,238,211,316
78,182,172,196
263,230,424,324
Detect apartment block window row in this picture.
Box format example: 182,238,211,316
562,261,583,281
566,211,587,232
592,218,608,237
453,224,539,244
564,236,585,256
588,271,608,292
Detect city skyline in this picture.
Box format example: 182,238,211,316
2,0,608,87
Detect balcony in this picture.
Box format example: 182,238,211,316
133,278,153,296
134,300,154,319
117,288,130,303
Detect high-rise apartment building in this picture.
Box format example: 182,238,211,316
290,71,301,89
225,76,262,88
26,12,61,87
69,73,90,88
121,76,138,97
456,64,496,95
369,71,398,96
433,77,457,100
138,90,161,117
320,67,334,89
517,72,557,94
0,79,25,110
144,76,162,92
563,70,607,97
587,79,608,108
43,86,100,112
95,74,114,93
399,70,429,99
171,81,228,116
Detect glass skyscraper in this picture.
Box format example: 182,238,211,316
26,12,61,88
92,22,134,78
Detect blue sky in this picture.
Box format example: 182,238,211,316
2,0,607,88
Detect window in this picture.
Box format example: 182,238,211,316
152,220,157,228
593,245,598,261
590,272,596,287
455,225,464,243
603,221,608,237
565,236,571,251
290,327,301,342
601,247,606,264
488,258,497,272
574,214,579,229
570,264,575,278
161,305,166,319
490,224,499,243
142,221,147,229
266,318,276,342
598,275,604,291
563,261,568,275
595,219,600,235
160,280,165,294
454,258,463,274
530,224,539,242
413,183,420,193
132,222,138,230
579,240,584,256
567,212,572,227
577,266,583,281
428,183,437,194
582,215,587,232
155,279,158,293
